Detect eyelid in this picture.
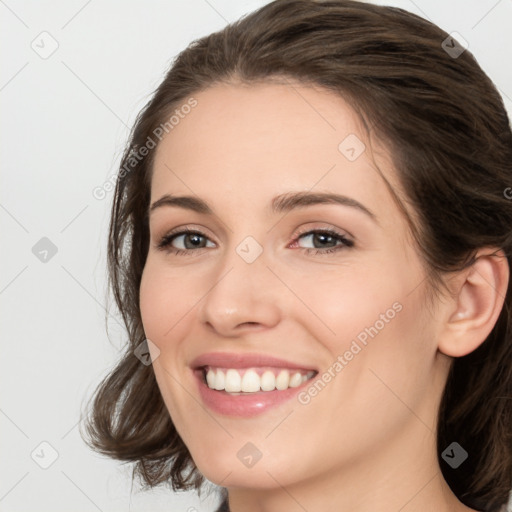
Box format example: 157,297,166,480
157,224,216,242
293,222,353,241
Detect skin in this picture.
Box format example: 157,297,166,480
139,80,508,512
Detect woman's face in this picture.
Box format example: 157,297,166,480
139,81,450,491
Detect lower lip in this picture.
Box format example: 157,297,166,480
194,369,313,417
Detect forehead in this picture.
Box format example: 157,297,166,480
150,81,402,229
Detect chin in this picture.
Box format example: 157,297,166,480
188,443,307,490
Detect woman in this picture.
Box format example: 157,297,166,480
81,1,512,511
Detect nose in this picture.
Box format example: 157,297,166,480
198,239,282,338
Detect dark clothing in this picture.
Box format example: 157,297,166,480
213,495,492,511
215,498,229,511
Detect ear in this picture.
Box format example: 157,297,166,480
437,248,509,358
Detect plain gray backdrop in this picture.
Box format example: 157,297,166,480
1,1,511,511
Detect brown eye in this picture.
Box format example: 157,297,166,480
293,229,354,256
157,229,214,254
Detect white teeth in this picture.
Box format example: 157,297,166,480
204,367,315,393
214,369,225,391
241,369,260,392
260,370,276,391
289,372,303,388
225,369,242,392
275,370,290,390
206,369,216,388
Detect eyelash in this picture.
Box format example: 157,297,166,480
156,227,354,257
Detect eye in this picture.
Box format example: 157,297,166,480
156,228,214,256
293,228,354,255
155,227,354,257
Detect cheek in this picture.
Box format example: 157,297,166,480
294,289,433,460
284,262,405,347
139,260,196,345
139,263,195,425
139,266,165,343
291,258,433,397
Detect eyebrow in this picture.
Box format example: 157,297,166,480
149,191,377,222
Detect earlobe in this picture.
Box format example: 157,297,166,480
438,249,509,358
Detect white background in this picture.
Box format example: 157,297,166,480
1,0,511,511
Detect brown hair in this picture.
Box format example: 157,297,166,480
80,1,512,510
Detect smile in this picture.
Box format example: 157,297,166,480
204,367,316,393
191,352,318,417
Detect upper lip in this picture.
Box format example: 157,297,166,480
190,352,318,371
